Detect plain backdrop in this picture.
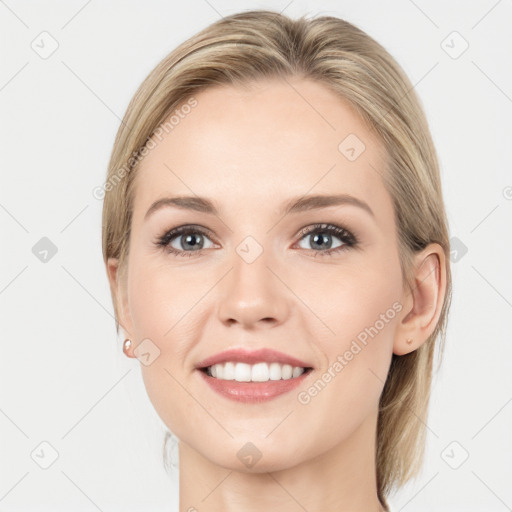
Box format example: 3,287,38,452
0,0,511,511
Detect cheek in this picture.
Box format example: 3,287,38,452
300,266,401,440
319,252,402,370
127,256,201,340
126,259,204,433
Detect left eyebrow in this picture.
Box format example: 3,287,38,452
144,193,374,221
282,193,374,218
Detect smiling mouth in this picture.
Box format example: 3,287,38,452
198,362,314,383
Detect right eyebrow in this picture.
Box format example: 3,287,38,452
144,196,218,220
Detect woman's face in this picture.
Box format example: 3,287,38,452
115,77,409,471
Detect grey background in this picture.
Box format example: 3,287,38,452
0,0,511,510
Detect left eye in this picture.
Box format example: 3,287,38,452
294,223,357,255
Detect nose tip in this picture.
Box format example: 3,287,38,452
218,260,290,329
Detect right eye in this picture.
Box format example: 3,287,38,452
156,225,216,257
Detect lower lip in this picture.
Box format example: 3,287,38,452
197,368,313,403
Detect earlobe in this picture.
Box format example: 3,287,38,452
393,243,446,356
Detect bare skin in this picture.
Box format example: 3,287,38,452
107,77,446,512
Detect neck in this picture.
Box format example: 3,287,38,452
178,408,386,512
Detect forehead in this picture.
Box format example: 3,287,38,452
132,77,391,221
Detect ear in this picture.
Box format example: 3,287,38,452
393,243,447,356
106,257,134,340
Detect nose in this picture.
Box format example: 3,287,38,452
217,246,291,329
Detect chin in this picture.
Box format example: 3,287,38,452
203,437,305,474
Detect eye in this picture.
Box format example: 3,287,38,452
156,225,216,258
295,223,358,257
156,222,358,258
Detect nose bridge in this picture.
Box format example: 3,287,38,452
217,233,289,327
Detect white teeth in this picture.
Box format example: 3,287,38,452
251,362,269,382
206,362,307,382
223,362,236,380
292,366,304,378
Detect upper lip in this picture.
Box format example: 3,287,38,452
195,348,314,370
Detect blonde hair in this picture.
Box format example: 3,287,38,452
102,9,452,507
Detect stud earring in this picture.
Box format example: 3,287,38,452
123,338,132,356
406,338,413,345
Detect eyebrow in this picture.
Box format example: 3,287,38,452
144,193,374,220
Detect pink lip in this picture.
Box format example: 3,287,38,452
194,347,313,370
197,367,313,403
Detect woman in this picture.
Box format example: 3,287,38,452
102,10,451,511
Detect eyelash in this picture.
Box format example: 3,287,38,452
155,223,359,258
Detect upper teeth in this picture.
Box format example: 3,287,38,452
207,362,306,382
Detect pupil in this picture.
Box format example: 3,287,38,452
312,233,331,250
184,233,202,250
